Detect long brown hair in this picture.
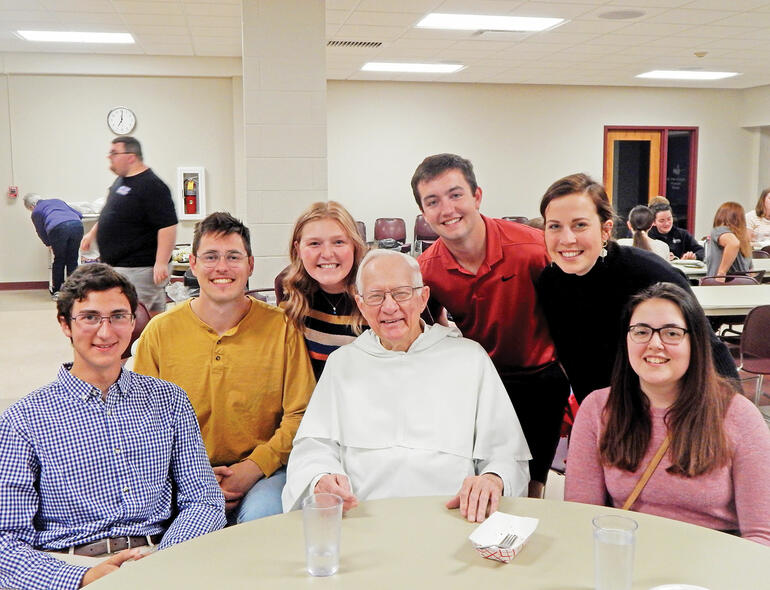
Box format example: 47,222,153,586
754,188,770,219
713,201,752,258
282,201,367,333
540,173,615,226
600,282,735,477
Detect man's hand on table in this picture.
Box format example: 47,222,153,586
314,474,358,513
214,459,263,512
79,548,146,587
681,251,697,260
446,473,504,523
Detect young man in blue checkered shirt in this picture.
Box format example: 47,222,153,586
0,264,225,590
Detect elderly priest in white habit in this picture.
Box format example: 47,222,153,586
282,249,531,522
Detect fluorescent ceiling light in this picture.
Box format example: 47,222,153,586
636,70,738,80
17,31,134,44
362,62,464,73
416,13,564,32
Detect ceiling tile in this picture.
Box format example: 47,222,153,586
113,1,183,15
184,3,240,17
334,24,407,41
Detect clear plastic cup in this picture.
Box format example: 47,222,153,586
593,514,638,590
302,493,343,577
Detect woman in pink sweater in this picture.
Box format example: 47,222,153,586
565,282,770,545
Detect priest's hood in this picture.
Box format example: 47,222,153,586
350,322,462,358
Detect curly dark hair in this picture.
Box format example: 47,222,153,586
56,263,138,326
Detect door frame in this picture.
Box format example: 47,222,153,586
603,125,699,234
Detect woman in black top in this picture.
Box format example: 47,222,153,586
535,173,738,403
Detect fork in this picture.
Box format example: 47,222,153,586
479,533,518,550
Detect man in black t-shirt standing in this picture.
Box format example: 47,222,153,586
81,136,178,315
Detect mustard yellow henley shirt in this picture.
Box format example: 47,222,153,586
133,297,315,476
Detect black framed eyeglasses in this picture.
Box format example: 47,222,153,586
360,286,422,306
628,323,689,345
107,151,131,157
70,312,135,328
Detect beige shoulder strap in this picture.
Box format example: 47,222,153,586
621,435,671,511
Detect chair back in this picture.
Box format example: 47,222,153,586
502,216,529,224
742,305,770,363
122,301,151,359
374,218,407,242
699,275,759,286
273,265,290,303
414,215,438,240
763,245,770,256
245,289,268,302
752,249,770,259
355,221,366,242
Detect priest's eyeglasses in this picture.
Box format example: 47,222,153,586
627,324,689,345
361,286,422,306
70,312,135,328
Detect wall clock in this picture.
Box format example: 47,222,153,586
107,107,136,134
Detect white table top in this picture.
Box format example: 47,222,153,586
671,257,770,278
692,284,770,316
90,496,769,590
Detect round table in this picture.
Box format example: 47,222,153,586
91,497,769,589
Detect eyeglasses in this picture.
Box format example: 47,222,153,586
195,252,248,268
71,312,135,328
107,151,132,157
360,286,422,306
628,324,689,345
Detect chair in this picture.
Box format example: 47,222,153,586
502,216,529,224
752,249,770,259
355,221,366,242
413,214,438,255
763,245,770,256
738,305,770,424
273,266,290,303
699,275,759,286
374,217,411,254
245,289,268,303
122,301,151,359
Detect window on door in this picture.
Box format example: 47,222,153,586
603,127,698,235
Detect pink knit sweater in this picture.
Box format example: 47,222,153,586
565,387,770,545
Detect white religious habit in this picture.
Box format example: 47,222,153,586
281,323,531,512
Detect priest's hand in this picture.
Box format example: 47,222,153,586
446,473,504,523
315,474,359,513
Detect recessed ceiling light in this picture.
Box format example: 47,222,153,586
361,62,465,73
636,70,739,80
598,10,645,20
416,13,564,32
17,31,134,44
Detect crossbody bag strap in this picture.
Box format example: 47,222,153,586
621,435,671,511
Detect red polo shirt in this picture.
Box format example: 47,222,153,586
418,215,556,372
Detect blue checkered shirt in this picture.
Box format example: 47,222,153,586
0,365,226,590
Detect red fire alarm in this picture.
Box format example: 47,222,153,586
8,186,18,198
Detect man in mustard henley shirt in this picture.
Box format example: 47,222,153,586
134,212,315,523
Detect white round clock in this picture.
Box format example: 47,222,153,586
107,107,136,134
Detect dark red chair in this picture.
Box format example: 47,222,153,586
752,249,770,259
739,305,770,424
374,218,411,254
273,266,290,303
414,214,438,255
502,216,529,224
699,275,760,286
122,301,151,359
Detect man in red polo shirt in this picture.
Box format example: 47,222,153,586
412,153,569,498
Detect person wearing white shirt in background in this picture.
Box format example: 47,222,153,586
746,188,770,242
618,205,670,260
282,249,531,523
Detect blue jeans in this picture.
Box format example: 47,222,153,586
230,466,286,524
48,220,83,292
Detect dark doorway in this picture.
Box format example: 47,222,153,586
613,140,651,230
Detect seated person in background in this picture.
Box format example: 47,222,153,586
565,282,770,545
280,201,368,380
282,249,531,522
0,264,225,590
705,201,753,278
617,205,670,260
134,212,315,523
746,188,770,242
648,203,704,260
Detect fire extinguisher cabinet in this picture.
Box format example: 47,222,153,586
176,167,206,221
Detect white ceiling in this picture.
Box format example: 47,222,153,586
2,0,770,89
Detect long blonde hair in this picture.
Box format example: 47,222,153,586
282,201,367,333
713,201,752,258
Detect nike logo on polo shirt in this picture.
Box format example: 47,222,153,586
502,274,515,282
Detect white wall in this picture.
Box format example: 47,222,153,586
1,73,235,283
327,80,757,244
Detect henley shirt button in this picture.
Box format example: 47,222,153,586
217,339,222,344
215,355,221,360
